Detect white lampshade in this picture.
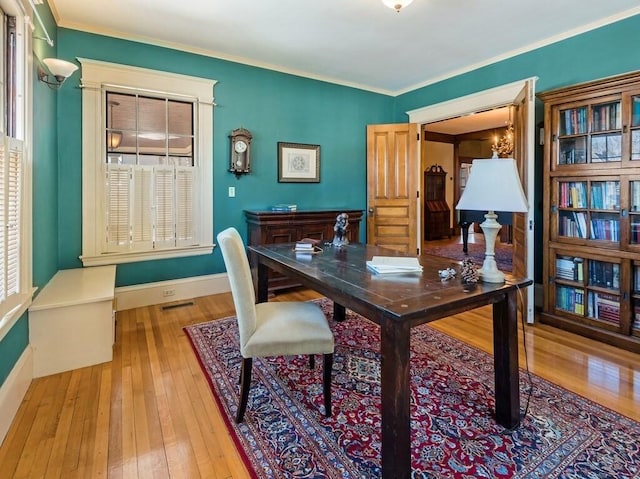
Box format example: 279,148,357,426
42,58,78,80
382,0,414,12
455,158,528,213
455,156,528,283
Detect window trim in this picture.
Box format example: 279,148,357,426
79,58,216,266
0,0,34,341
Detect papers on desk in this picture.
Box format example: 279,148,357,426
366,256,423,274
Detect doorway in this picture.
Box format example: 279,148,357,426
421,112,514,275
408,77,537,323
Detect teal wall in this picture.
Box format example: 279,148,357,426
56,29,395,287
0,313,28,385
395,14,640,117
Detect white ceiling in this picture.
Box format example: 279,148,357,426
48,0,640,96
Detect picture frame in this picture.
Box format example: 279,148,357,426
278,142,320,183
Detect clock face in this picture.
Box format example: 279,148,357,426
234,140,248,153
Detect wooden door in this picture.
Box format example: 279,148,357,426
366,124,419,254
512,81,535,323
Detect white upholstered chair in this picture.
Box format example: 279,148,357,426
216,227,334,423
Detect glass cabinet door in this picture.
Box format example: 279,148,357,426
631,95,640,161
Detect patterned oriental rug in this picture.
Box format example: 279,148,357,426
184,299,640,478
424,241,513,272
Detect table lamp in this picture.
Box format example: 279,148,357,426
455,153,528,283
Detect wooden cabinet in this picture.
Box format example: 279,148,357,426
424,165,451,240
244,209,363,292
539,71,640,353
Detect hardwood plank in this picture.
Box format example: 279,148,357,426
1,276,638,478
43,370,82,479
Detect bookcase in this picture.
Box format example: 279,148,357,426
539,71,640,353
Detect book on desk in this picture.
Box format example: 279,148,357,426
366,256,423,274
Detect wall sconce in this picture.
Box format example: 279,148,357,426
37,58,78,89
107,100,123,150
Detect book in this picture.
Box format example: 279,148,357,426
366,256,423,274
271,204,297,211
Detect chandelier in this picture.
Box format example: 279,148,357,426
382,0,414,12
492,106,514,157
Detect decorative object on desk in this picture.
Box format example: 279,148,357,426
460,257,479,290
278,142,320,183
185,297,640,479
332,212,349,247
438,267,456,281
455,153,527,283
229,128,252,177
424,240,512,272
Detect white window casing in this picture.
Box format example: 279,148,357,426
0,0,34,342
79,59,216,266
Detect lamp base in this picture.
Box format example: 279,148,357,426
478,211,505,283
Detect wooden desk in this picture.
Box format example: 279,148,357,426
248,243,531,479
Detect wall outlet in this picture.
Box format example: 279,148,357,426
228,186,236,197
162,288,176,297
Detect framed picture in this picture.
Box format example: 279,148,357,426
278,142,320,183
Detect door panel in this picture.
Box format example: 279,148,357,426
513,80,536,323
366,124,418,254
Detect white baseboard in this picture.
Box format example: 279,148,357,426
0,347,33,446
115,273,230,311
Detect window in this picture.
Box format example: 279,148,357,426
0,0,32,338
80,59,215,266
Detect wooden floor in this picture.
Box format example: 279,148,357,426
1,273,639,477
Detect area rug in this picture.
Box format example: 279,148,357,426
424,241,512,272
184,299,640,478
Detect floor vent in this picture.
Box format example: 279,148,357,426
162,301,195,311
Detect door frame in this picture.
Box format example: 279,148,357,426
407,77,538,323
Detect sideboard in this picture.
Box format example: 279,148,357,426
244,209,363,292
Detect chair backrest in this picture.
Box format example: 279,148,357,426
216,227,257,351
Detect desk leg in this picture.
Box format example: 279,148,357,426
256,262,269,303
380,316,411,479
492,289,520,429
333,303,345,322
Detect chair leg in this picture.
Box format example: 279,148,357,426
323,353,333,417
309,354,315,369
236,357,253,423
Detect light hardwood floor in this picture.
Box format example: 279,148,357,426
0,286,638,478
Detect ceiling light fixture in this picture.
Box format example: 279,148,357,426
37,58,78,89
382,0,414,12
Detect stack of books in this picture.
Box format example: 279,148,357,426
366,256,423,274
294,238,322,255
271,204,297,212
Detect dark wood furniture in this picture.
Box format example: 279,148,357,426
539,71,640,353
248,242,532,479
423,165,451,240
244,209,363,293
